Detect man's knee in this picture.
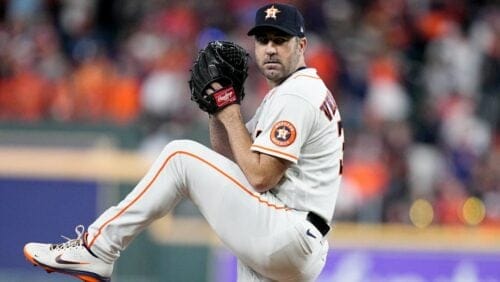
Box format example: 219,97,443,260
162,139,207,155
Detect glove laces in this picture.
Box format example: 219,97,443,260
49,225,85,251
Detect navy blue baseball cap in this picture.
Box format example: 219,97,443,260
247,3,306,38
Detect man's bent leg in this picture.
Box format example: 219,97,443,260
85,139,277,262
79,139,321,280
86,139,296,275
87,140,192,262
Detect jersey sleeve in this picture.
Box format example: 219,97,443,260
251,94,314,163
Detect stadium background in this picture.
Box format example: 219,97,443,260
0,0,498,281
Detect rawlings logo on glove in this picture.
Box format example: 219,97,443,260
213,86,237,107
188,41,249,114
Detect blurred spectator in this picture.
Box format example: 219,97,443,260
407,144,445,200
434,176,468,225
474,150,500,225
4,62,49,121
364,53,410,123
306,33,340,91
71,52,111,121
139,44,192,125
105,57,140,124
6,0,42,23
338,132,390,222
49,75,74,122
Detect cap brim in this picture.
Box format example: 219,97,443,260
247,25,296,36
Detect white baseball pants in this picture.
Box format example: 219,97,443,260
86,140,328,281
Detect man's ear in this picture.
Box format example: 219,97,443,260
299,37,307,53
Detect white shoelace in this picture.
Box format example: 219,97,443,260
49,225,85,251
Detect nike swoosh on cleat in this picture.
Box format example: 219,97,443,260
55,254,89,265
306,229,317,239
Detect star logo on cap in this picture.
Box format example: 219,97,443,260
264,5,280,20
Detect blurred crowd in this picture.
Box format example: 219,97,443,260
0,0,498,227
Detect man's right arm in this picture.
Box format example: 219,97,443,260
209,116,235,161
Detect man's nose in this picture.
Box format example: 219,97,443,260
265,42,277,54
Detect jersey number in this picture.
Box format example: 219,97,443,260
320,91,337,122
320,92,344,175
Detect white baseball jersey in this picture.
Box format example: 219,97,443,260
246,67,344,223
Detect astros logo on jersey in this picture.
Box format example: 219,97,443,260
270,121,296,146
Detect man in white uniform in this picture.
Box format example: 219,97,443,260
24,3,344,281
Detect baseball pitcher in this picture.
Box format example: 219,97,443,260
24,3,344,281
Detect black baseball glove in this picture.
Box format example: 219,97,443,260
189,41,249,114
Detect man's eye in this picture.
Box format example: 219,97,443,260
256,36,269,44
273,38,287,45
256,36,290,45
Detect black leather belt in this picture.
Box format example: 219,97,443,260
307,212,330,236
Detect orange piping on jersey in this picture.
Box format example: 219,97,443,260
251,145,299,161
185,151,290,210
292,74,320,80
88,150,290,247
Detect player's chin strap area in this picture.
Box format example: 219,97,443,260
306,212,330,236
